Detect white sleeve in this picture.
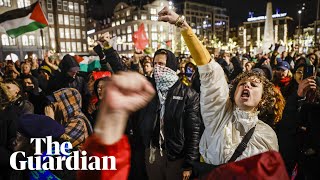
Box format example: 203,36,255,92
198,60,233,134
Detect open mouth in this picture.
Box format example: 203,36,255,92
241,89,250,98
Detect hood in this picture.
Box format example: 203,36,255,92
294,58,312,73
260,64,273,80
184,60,198,74
59,54,80,73
53,88,82,123
23,75,40,95
154,49,178,71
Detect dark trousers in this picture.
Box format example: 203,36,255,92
145,148,184,180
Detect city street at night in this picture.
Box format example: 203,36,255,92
0,0,320,180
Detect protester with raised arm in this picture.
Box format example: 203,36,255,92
158,6,284,165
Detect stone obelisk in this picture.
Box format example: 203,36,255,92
263,1,274,53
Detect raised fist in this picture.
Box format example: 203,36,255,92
102,71,155,113
158,6,179,25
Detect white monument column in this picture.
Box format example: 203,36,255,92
263,1,274,53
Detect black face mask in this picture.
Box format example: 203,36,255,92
24,86,34,93
65,75,76,83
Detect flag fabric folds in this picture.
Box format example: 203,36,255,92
133,23,149,50
0,1,48,38
78,56,102,72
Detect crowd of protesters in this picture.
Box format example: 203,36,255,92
1,6,320,180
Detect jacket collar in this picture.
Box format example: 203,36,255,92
233,107,259,134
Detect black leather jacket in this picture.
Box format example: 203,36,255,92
130,79,201,168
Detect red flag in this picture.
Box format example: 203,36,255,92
133,23,149,50
166,40,172,47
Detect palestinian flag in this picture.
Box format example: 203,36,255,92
0,1,48,38
78,56,102,72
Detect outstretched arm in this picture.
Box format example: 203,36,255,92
95,32,127,72
44,51,59,71
158,7,232,134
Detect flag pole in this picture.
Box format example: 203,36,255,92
39,0,45,59
40,28,45,58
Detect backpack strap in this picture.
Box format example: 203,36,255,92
228,126,256,163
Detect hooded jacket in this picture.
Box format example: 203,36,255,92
181,60,201,93
47,55,89,98
130,49,201,169
53,88,93,148
154,49,178,71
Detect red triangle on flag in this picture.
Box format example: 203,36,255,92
30,2,48,25
133,23,149,50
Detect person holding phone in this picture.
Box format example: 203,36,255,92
275,60,319,177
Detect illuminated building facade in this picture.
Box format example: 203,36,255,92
175,0,229,43
88,0,176,57
237,12,294,51
89,0,229,56
0,0,88,60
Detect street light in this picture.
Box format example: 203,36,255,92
315,0,320,46
298,10,302,52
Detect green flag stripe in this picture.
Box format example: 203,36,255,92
6,21,46,38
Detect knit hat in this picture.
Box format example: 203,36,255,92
17,114,65,139
59,54,80,73
252,68,265,76
260,64,273,80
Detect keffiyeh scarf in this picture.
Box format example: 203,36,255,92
150,65,178,161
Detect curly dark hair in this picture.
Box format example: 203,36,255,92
229,71,285,126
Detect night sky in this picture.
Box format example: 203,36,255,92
90,0,318,27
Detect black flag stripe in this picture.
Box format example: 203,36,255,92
0,1,38,24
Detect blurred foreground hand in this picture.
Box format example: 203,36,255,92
95,72,155,144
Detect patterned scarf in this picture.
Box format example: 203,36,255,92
154,65,179,92
152,65,178,157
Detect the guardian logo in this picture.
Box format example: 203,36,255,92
10,136,117,171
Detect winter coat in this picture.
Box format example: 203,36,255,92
198,60,278,165
130,78,201,168
275,82,300,174
53,88,93,148
47,55,90,98
78,135,130,180
0,107,17,180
